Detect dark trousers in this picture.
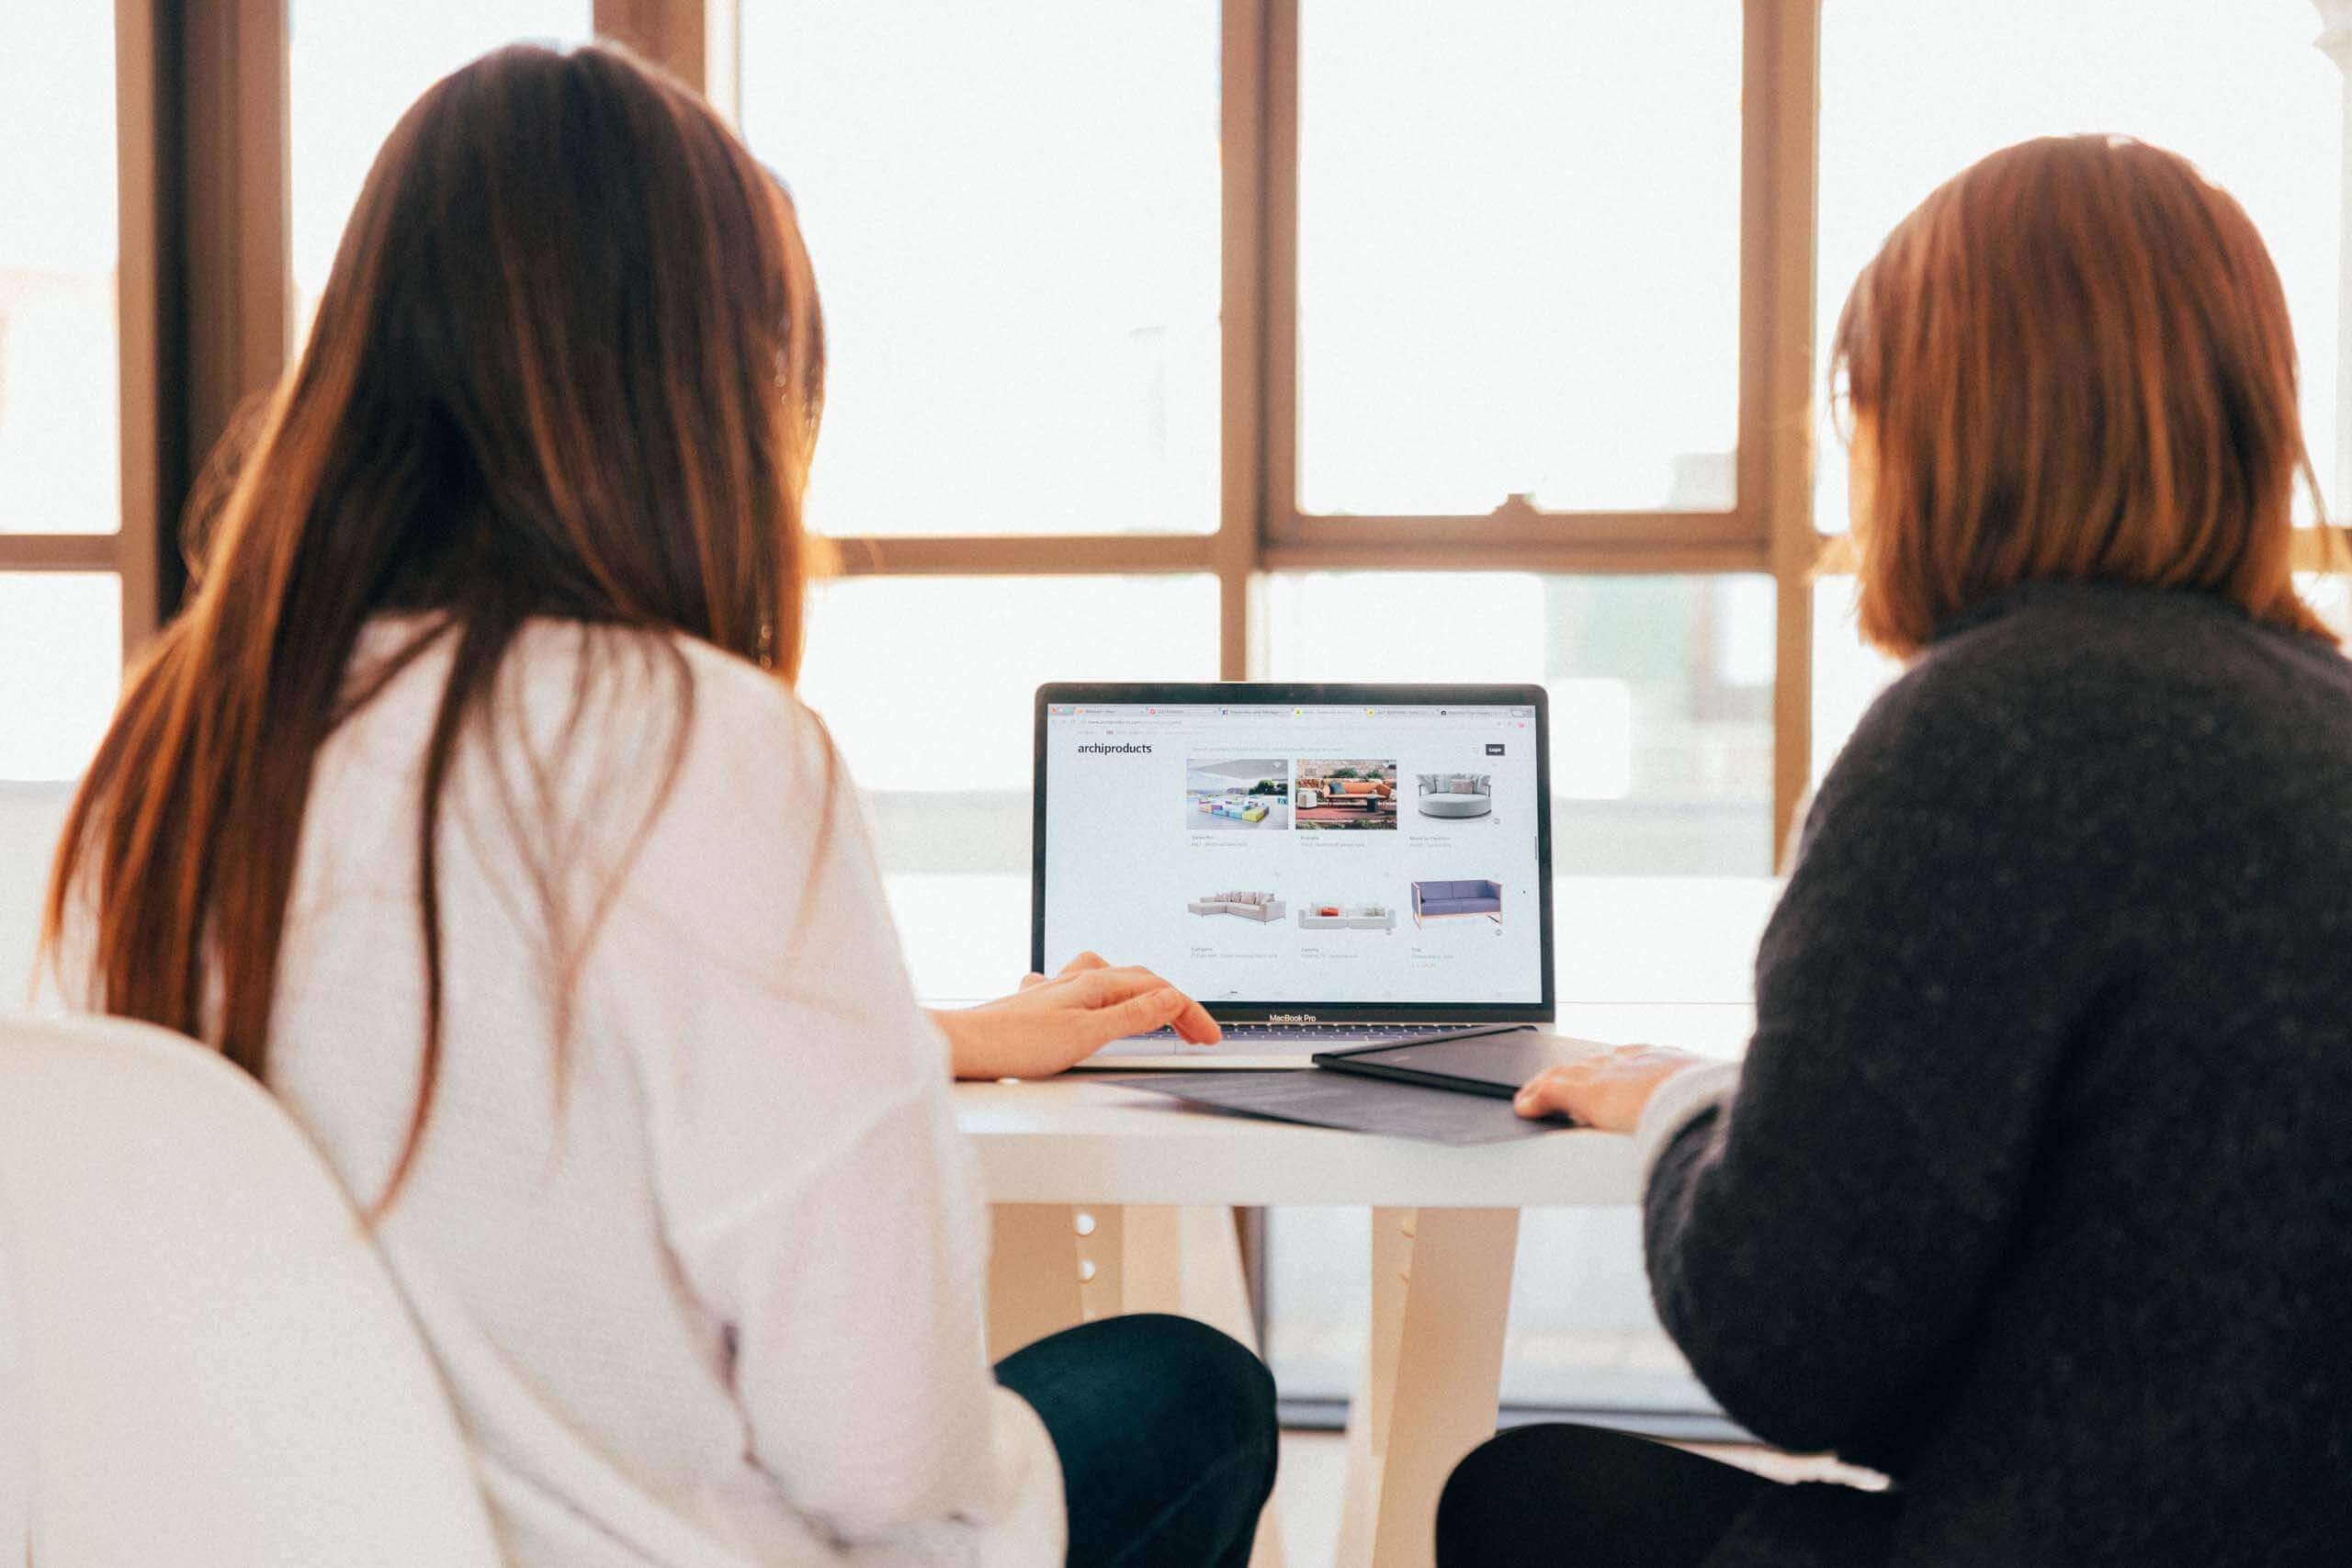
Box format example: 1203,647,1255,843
995,1313,1279,1568
1438,1423,1773,1568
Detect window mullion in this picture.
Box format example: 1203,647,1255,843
1747,0,1824,865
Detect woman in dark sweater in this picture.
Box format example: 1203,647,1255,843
1439,136,2352,1566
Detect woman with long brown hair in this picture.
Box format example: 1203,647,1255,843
43,42,1272,1567
1442,136,2352,1565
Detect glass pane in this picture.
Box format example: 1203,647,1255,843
795,575,1218,997
740,5,1220,536
0,573,121,781
289,1,593,334
1263,572,1776,1421
0,6,119,534
2298,570,2352,640
1816,0,2343,531
1298,0,1742,516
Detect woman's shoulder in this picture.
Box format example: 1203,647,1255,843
1915,582,2346,696
520,619,843,839
349,615,819,740
488,621,867,968
1829,582,2352,833
503,618,821,751
335,615,848,887
1871,584,2337,742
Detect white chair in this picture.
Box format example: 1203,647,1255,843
0,1010,503,1568
0,1193,26,1563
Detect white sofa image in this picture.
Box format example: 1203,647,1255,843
1187,890,1286,921
1296,903,1396,931
1416,773,1494,818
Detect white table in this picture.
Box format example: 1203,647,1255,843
955,1004,1752,1568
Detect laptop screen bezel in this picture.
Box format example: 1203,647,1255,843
1032,682,1556,1026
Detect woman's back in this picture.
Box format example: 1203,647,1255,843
1647,581,2352,1565
1908,585,2352,1559
263,620,1057,1565
36,40,1281,1568
1440,132,2351,1568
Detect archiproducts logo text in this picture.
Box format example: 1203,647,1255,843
1076,742,1154,754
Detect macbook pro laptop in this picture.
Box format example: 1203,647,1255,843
1034,682,1555,1070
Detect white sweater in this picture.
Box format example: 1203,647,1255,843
241,619,1060,1564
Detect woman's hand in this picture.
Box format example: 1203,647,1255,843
1513,1043,1708,1132
932,952,1222,1080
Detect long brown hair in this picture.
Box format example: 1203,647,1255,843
1831,134,2331,657
42,42,826,1207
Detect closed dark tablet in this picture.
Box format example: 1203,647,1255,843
1314,1030,1609,1099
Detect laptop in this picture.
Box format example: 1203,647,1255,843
1034,682,1556,1070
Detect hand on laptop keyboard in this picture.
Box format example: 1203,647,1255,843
933,952,1222,1078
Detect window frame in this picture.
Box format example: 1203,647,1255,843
0,0,288,669
46,0,2352,840
804,0,1826,859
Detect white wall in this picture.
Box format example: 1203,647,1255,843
0,784,72,1005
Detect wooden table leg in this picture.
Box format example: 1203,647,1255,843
986,1203,1084,1361
989,1204,1287,1568
1335,1207,1521,1568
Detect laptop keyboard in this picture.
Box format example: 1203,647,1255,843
1119,1022,1492,1045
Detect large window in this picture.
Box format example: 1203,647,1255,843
0,4,124,781
737,6,1813,995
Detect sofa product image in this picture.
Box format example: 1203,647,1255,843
1297,904,1396,931
1195,795,1271,823
1187,890,1287,921
1415,773,1494,818
1313,779,1392,808
1295,773,1399,828
1411,879,1502,927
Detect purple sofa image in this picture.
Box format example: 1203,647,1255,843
1410,878,1502,928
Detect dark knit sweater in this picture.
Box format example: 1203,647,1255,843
1646,582,2352,1567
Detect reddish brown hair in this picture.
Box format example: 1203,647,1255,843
43,43,826,1208
1831,134,2332,656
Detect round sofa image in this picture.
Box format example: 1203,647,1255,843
1187,890,1286,921
1296,903,1396,931
1410,878,1502,928
1415,773,1493,818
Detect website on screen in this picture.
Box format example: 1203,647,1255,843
1042,702,1544,1005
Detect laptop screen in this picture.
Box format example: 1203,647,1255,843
1035,689,1551,1016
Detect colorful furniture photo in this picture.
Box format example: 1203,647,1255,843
1315,779,1392,808
1295,768,1400,829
